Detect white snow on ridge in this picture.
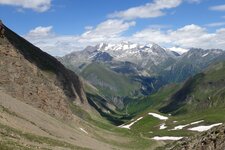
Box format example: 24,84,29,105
80,128,88,134
119,117,143,129
171,120,204,130
172,124,189,130
148,113,168,120
190,120,204,125
202,53,209,57
188,123,222,132
168,47,188,55
152,136,183,141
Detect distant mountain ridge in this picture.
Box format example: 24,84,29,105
160,61,225,114
59,41,225,110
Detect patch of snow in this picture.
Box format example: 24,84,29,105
173,121,178,123
152,136,183,141
148,113,168,120
98,43,104,49
119,117,143,129
171,120,204,130
104,43,115,50
190,120,204,125
172,125,189,130
212,50,222,54
139,45,145,49
123,44,129,50
202,53,209,57
79,128,88,134
159,123,167,130
146,43,153,49
130,44,138,49
88,53,97,59
188,123,222,132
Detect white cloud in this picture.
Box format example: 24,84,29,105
133,28,171,44
84,26,93,30
28,26,53,37
25,26,81,56
131,24,225,50
25,23,225,56
210,4,225,11
79,19,135,43
169,24,212,48
186,0,202,4
147,24,172,29
205,22,225,27
109,0,182,20
25,19,135,56
0,0,52,12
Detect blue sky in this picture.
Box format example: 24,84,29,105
1,0,225,56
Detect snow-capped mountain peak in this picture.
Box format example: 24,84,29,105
168,47,189,55
89,41,175,68
96,41,140,52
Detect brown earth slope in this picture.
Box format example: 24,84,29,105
0,89,121,150
163,124,225,150
0,23,88,120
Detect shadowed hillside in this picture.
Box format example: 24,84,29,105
0,23,88,119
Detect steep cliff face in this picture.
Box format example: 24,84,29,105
0,24,87,120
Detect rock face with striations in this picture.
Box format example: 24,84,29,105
0,23,87,120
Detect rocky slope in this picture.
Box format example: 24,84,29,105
165,124,225,150
60,41,177,74
0,23,88,120
163,48,225,82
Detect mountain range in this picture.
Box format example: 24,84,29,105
59,41,225,110
1,23,225,150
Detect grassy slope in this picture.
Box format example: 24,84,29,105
0,89,163,150
123,84,181,116
81,62,141,97
73,61,225,150
116,61,225,145
160,61,225,115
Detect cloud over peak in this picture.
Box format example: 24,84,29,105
80,19,136,42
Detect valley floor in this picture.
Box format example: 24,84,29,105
1,88,225,150
0,90,165,150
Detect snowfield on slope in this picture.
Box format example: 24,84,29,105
188,123,222,132
152,136,183,141
119,117,143,129
171,120,204,130
148,113,168,120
